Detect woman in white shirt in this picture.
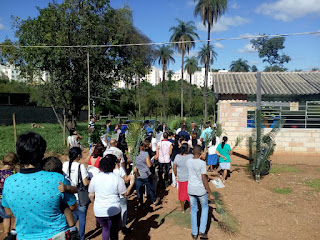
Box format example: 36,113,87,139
62,147,90,240
89,155,127,240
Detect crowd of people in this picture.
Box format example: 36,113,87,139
0,119,236,240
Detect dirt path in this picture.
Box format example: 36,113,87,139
1,153,319,240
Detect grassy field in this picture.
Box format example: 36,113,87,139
0,121,105,160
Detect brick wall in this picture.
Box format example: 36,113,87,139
217,100,320,156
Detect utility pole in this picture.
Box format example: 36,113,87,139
87,52,90,123
255,72,262,182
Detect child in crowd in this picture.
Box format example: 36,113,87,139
207,135,220,172
0,152,18,240
42,156,80,240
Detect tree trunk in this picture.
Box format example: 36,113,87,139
204,23,210,122
162,66,166,119
181,52,184,118
189,73,192,116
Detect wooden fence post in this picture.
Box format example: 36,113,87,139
13,113,17,150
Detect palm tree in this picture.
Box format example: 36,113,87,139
230,58,250,72
155,45,175,119
167,70,174,81
194,0,228,121
170,19,199,118
198,44,217,71
184,57,198,115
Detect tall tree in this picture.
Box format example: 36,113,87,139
251,65,258,72
0,2,154,129
198,44,217,74
184,56,198,115
194,0,227,121
251,36,291,72
170,19,199,118
167,70,174,81
155,45,175,119
230,58,250,72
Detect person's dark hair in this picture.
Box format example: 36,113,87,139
99,154,117,173
179,135,185,141
145,136,152,143
68,147,82,177
212,136,217,146
181,125,187,131
69,128,76,136
43,156,63,174
221,136,228,149
168,132,174,137
180,143,189,155
192,145,201,155
156,125,163,133
16,132,46,167
140,140,150,150
163,132,169,139
106,120,111,125
92,142,105,158
205,121,211,128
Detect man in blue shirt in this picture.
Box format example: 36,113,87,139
2,132,77,240
177,125,190,142
200,121,213,145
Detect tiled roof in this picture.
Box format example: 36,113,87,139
213,72,320,95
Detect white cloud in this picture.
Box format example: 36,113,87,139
186,51,198,57
196,16,250,32
249,60,259,65
239,33,258,39
186,0,196,7
231,2,239,9
0,18,6,30
213,42,224,49
237,44,257,53
256,0,320,21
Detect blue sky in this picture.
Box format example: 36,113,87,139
0,0,319,71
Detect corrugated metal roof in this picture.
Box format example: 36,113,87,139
213,72,320,95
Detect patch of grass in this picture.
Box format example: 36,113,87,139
270,165,300,174
213,191,240,235
157,208,190,228
305,179,320,192
273,187,293,194
0,121,93,159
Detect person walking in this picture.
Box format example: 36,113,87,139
216,136,233,183
2,132,77,240
63,147,90,240
173,143,193,213
155,132,173,188
135,141,160,208
187,145,215,239
89,155,126,240
207,136,220,172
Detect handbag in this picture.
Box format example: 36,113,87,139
77,164,90,206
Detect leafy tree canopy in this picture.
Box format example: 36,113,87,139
0,0,154,129
251,36,291,69
230,58,250,72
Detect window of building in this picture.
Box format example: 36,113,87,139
247,101,320,129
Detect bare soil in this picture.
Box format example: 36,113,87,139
1,151,320,240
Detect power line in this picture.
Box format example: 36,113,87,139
0,31,319,49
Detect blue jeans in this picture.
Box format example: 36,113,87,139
135,176,157,204
120,198,127,228
189,193,209,235
73,201,88,240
